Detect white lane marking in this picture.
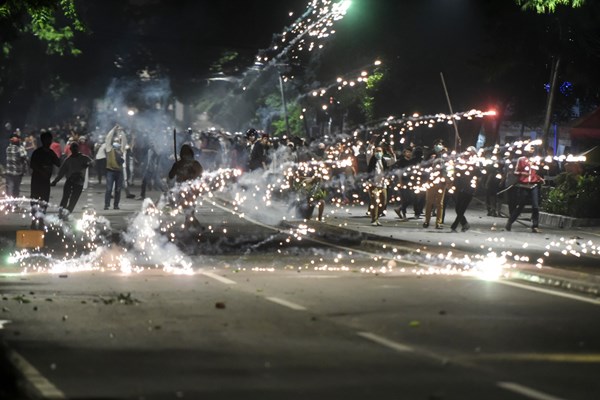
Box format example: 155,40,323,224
8,350,65,399
0,320,11,329
266,297,307,311
497,382,567,400
199,271,237,285
497,280,600,306
357,331,414,352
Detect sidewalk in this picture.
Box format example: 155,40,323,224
307,199,600,299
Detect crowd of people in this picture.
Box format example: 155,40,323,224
1,118,566,235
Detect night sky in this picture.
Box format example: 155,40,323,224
61,0,491,110
5,0,600,132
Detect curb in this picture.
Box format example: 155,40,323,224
300,219,600,300
507,269,600,299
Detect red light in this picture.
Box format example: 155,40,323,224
487,109,497,116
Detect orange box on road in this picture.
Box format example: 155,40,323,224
16,230,45,249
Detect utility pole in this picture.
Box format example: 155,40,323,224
440,72,461,151
542,57,560,146
278,73,290,136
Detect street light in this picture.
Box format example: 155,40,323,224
337,0,352,14
127,109,136,134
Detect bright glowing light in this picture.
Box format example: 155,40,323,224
338,0,352,13
473,253,507,281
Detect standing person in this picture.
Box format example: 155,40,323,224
423,157,450,229
138,142,167,199
30,130,61,229
24,132,37,163
294,174,326,222
168,144,203,183
50,142,93,218
230,135,247,170
247,129,267,171
121,145,137,200
366,142,396,226
168,144,203,229
94,135,107,184
423,139,449,229
77,135,93,190
393,147,414,220
124,130,136,187
483,148,501,217
50,136,62,159
500,150,519,218
5,134,28,198
450,147,479,232
505,150,545,233
410,147,425,219
50,135,63,176
0,164,6,196
104,125,127,210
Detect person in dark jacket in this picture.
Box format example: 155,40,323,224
168,144,203,182
246,129,268,171
483,148,501,217
410,146,425,218
51,142,94,218
392,147,414,220
450,147,480,232
30,130,61,229
168,144,203,230
139,142,167,199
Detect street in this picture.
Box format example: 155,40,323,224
2,260,600,399
1,181,600,400
3,1,600,399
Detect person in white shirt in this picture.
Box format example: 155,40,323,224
94,135,106,184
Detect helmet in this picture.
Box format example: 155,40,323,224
245,128,258,139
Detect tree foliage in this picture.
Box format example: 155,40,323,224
272,102,305,137
210,50,241,74
542,172,600,218
515,0,585,13
360,71,385,122
0,0,85,56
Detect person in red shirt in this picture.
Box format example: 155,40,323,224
505,151,545,233
50,137,62,159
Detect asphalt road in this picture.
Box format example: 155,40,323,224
2,253,600,400
2,180,600,399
